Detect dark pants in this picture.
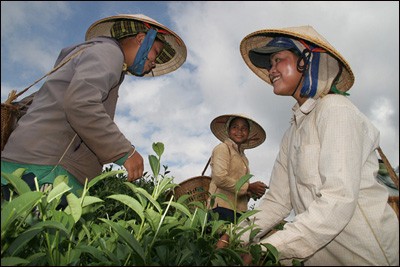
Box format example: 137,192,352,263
210,206,242,223
1,172,68,210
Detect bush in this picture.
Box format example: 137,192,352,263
1,142,298,266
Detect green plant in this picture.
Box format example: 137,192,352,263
1,142,298,266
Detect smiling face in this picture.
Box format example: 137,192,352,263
268,50,304,98
228,117,250,145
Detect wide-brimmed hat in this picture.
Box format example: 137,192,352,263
85,14,187,77
240,25,354,94
210,114,266,149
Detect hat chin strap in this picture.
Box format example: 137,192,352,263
128,28,158,76
291,74,304,97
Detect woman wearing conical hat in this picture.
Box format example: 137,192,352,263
1,14,187,208
237,26,399,265
208,114,268,223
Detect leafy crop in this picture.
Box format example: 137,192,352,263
1,142,300,266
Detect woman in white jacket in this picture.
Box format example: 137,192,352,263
237,25,399,266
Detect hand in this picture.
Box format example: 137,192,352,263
248,181,268,199
216,233,252,265
241,253,252,266
216,233,230,249
123,151,144,182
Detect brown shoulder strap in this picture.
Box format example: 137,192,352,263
202,157,211,176
7,47,87,104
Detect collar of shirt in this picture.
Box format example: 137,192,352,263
225,138,245,155
291,98,318,126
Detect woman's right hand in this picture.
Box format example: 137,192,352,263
216,233,253,265
248,181,268,198
123,151,144,182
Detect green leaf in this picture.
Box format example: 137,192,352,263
210,193,234,209
81,195,104,207
149,154,160,177
107,194,144,222
99,219,145,265
237,209,260,225
65,193,82,223
215,247,243,265
7,220,69,256
1,191,42,233
26,252,46,265
87,170,126,190
145,208,161,231
124,182,161,212
235,174,253,193
263,243,280,263
51,210,75,233
152,142,164,157
210,220,227,236
47,182,71,203
75,244,108,262
6,227,42,256
1,257,29,266
165,201,192,218
1,169,31,195
53,174,69,187
155,177,175,198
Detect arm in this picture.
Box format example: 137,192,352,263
63,43,134,164
240,130,293,242
263,99,365,260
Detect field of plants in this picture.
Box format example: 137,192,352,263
1,142,301,266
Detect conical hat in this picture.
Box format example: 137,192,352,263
85,14,187,77
210,114,266,150
240,25,354,93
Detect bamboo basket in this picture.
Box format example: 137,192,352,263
1,91,20,151
173,158,212,204
174,175,211,203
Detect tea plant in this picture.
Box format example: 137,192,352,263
1,142,298,266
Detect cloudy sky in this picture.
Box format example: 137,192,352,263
1,1,399,187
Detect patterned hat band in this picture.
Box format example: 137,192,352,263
110,20,176,64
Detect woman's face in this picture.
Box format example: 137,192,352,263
228,118,250,145
268,50,303,97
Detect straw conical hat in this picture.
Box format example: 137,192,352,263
86,14,187,77
240,25,354,93
210,114,266,150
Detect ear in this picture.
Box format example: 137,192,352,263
135,32,146,44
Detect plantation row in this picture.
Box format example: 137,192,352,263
1,142,301,266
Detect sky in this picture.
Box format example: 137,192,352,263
1,1,399,189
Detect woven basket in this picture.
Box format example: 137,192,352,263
173,175,211,204
1,102,20,151
172,158,212,204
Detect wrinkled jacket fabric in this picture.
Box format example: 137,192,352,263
240,95,399,266
1,37,132,184
208,139,250,212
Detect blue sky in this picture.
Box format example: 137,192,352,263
1,1,399,187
